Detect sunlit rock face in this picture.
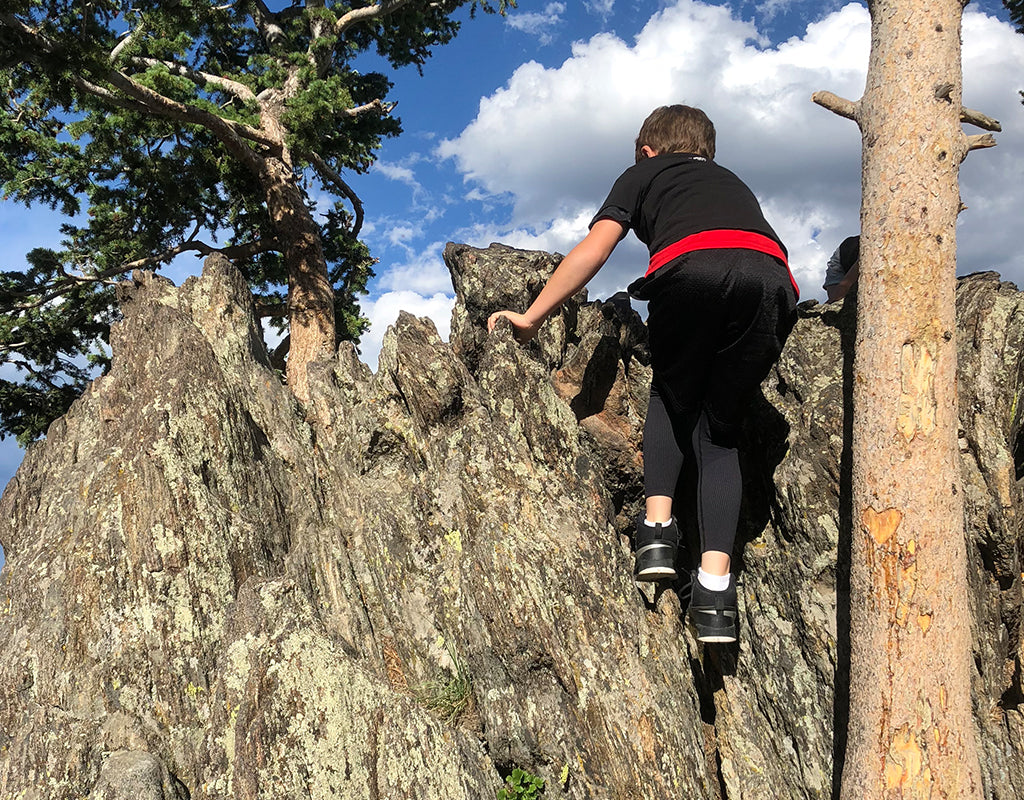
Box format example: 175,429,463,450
1,244,1021,800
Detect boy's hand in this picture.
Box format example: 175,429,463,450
487,310,541,343
484,220,625,345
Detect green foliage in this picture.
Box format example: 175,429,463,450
0,0,512,442
497,768,546,800
0,248,115,444
413,637,475,725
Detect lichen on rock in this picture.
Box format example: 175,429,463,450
1,248,1022,800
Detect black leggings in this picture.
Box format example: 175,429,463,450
643,384,742,556
638,249,796,557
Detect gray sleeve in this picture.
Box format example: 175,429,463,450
822,246,846,289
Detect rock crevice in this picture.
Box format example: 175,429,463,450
1,246,1022,800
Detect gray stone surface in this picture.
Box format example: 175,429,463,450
0,247,1021,799
91,751,189,800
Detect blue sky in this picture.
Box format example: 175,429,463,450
1,0,1022,568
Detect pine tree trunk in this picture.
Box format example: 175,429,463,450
261,156,336,404
841,0,983,797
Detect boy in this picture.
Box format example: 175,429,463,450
824,234,860,303
487,105,798,643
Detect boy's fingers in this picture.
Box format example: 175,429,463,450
487,310,510,332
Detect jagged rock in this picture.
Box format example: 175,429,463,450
0,246,1022,800
90,751,189,800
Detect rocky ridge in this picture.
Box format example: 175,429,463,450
0,243,1022,799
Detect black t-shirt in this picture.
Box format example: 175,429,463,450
590,153,786,259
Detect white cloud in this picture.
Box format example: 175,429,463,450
436,1,1024,300
383,224,421,250
374,161,420,188
370,157,448,226
586,0,616,17
377,241,454,295
505,3,567,45
359,290,456,369
754,0,793,18
958,8,1024,285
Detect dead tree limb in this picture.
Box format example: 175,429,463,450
960,106,1001,131
811,90,859,122
966,133,998,151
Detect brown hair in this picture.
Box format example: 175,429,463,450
635,105,716,163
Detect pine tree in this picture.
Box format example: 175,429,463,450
1004,0,1024,31
814,0,1000,795
0,0,510,442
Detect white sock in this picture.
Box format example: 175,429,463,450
644,518,672,527
697,567,731,592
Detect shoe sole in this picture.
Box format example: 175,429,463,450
635,566,678,581
689,607,737,643
697,633,737,643
634,541,677,582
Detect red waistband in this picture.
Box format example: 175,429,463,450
647,229,799,298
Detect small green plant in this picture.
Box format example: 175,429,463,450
415,667,473,725
413,637,474,725
497,768,545,800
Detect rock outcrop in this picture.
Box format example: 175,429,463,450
0,244,1022,799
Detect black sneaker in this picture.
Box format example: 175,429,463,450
633,518,679,581
688,572,738,643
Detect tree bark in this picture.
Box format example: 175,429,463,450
260,155,336,403
841,0,983,797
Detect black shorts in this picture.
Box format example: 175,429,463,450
630,248,797,438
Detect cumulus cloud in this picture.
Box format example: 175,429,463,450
359,290,456,369
355,242,458,368
359,1,1024,368
957,10,1024,282
505,3,567,45
377,241,454,295
434,1,1024,300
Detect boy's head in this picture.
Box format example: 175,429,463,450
635,105,716,163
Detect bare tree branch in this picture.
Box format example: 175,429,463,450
335,0,417,36
813,87,1001,136
268,332,290,372
960,107,1001,132
71,75,167,117
0,341,29,355
0,12,42,42
811,90,860,122
109,25,142,63
5,264,127,313
4,238,278,313
104,70,278,157
965,133,998,152
257,302,289,318
7,357,64,391
249,0,289,49
122,237,279,268
127,57,258,103
304,149,365,237
305,0,335,75
344,98,397,118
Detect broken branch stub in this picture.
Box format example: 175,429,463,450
811,90,859,122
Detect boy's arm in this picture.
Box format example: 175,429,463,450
487,219,627,342
826,261,860,303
